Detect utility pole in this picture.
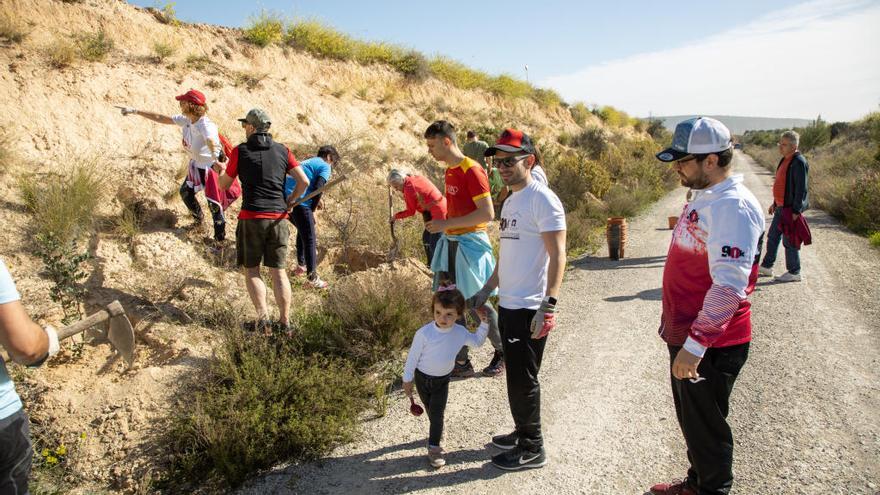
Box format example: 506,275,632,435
524,64,529,83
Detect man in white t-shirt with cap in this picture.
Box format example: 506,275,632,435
649,117,765,495
470,128,566,470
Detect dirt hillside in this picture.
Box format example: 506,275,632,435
0,0,618,493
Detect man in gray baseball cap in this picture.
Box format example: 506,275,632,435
237,108,272,132
649,117,765,495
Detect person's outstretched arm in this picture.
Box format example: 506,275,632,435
119,107,175,125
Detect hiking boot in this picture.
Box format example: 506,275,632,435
775,271,802,282
307,276,329,289
758,265,773,277
451,360,475,378
242,318,270,333
482,350,504,376
273,321,292,337
648,478,697,495
491,430,519,450
293,265,307,277
427,446,446,468
491,445,546,471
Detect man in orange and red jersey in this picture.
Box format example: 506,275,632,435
423,120,503,378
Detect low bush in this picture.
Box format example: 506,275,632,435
163,328,370,488
243,10,284,47
0,12,28,42
18,161,106,245
391,50,430,82
152,41,175,62
47,39,77,68
77,29,113,62
870,232,880,248
153,2,179,26
285,20,356,60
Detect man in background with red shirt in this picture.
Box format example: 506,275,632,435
387,169,447,266
651,117,765,495
423,120,504,377
214,108,309,334
759,130,809,282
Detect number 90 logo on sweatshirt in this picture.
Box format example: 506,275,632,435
721,245,744,258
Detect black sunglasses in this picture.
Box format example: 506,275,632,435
495,155,530,168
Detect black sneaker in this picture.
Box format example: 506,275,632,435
491,430,519,450
451,359,475,378
241,318,270,333
491,445,546,471
482,350,504,376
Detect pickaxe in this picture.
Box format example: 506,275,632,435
57,300,136,368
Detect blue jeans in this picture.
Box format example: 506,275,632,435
761,208,800,274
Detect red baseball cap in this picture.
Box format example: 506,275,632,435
175,89,206,106
485,128,536,156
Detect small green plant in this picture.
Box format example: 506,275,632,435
152,41,175,62
390,50,430,81
114,204,142,241
34,233,89,324
48,39,77,68
243,10,284,47
77,29,113,62
153,1,180,25
355,86,369,100
0,11,28,42
232,71,265,90
869,232,880,248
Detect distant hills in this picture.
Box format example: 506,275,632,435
652,115,813,135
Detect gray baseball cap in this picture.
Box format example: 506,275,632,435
238,108,272,129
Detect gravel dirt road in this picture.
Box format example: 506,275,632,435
242,151,880,494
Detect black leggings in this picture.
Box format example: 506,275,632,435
414,369,451,447
179,169,225,241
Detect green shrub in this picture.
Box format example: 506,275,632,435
570,126,609,159
285,20,356,60
48,39,77,68
153,2,179,26
152,41,175,61
390,50,430,81
549,152,611,212
429,56,489,90
77,29,113,62
243,10,284,47
595,105,631,127
569,102,591,127
18,161,106,245
163,328,369,488
0,12,28,42
869,232,880,248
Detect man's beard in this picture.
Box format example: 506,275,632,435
680,171,710,189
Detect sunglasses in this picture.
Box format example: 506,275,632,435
495,155,530,168
676,155,696,165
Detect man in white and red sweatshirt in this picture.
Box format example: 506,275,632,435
649,117,765,495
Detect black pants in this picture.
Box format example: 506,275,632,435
500,306,547,451
414,369,451,447
179,169,225,241
668,343,749,495
421,211,441,266
0,409,32,495
289,205,318,277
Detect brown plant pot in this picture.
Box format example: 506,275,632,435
668,216,678,229
606,217,627,260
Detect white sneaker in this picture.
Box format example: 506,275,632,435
758,266,774,277
775,272,802,283
308,277,329,289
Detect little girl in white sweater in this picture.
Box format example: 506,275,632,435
403,284,489,468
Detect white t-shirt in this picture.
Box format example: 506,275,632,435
172,114,221,168
498,180,566,310
531,164,548,186
402,321,488,382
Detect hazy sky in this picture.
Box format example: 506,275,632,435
130,0,880,121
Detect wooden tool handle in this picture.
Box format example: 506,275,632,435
56,307,113,340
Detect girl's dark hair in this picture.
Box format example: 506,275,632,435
431,282,466,315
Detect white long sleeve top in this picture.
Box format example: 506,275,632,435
402,321,489,382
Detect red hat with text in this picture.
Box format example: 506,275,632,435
485,128,536,156
175,89,206,106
